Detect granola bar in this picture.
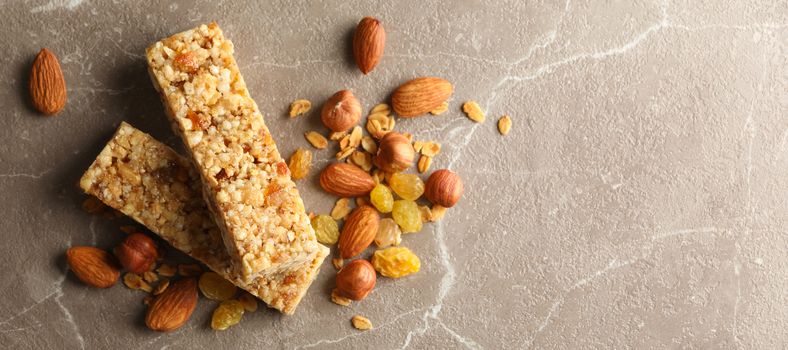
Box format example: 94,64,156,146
146,23,319,281
79,122,328,314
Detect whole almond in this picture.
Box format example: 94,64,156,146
425,169,464,208
353,16,386,74
66,246,120,288
391,77,453,117
145,278,198,332
335,259,376,300
320,163,375,197
339,206,380,259
29,48,67,115
321,90,362,132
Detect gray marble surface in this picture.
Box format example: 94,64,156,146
1,0,787,349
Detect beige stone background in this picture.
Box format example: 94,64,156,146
1,0,787,349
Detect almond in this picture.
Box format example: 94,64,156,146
320,163,375,197
338,206,380,259
145,278,198,332
425,169,464,208
66,247,120,288
353,16,386,74
391,77,453,117
335,259,376,300
321,90,362,132
29,48,67,115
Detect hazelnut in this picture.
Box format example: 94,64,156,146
321,90,362,132
373,132,414,173
335,259,376,300
114,233,159,274
425,169,464,208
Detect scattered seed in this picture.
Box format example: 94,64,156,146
351,315,373,330
336,147,355,160
332,257,344,270
349,126,363,148
304,131,328,149
412,141,424,153
289,99,311,117
430,205,447,221
331,289,352,306
178,264,202,277
361,136,378,154
417,155,432,173
123,273,151,292
350,151,373,172
157,264,176,277
498,115,512,135
421,142,441,157
366,113,393,139
430,101,449,115
329,131,347,141
339,134,351,149
418,205,432,223
462,101,486,123
355,197,370,207
370,103,391,116
387,116,396,130
123,273,142,289
143,271,159,284
331,198,352,220
153,278,170,295
371,169,384,185
383,171,394,185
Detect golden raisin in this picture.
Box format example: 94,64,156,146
288,148,312,180
392,200,422,233
199,272,238,301
370,184,394,213
389,173,424,201
375,218,402,248
371,247,421,278
211,300,245,331
311,214,340,245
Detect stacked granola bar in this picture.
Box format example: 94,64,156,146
80,122,328,314
79,23,327,314
146,23,319,282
